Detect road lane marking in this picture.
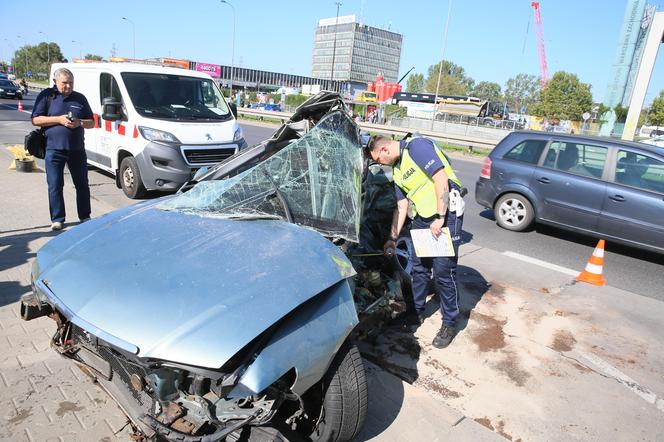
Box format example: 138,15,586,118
575,349,664,414
502,251,579,277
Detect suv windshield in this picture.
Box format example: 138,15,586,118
0,80,14,87
158,110,362,241
121,72,231,121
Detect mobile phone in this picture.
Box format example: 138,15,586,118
66,112,74,122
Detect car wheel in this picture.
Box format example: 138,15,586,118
495,193,534,232
119,156,147,199
395,236,413,275
304,341,368,442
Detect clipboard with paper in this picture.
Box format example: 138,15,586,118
410,228,455,257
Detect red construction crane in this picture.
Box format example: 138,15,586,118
531,2,549,87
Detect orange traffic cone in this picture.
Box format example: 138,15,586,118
576,239,607,286
17,100,23,112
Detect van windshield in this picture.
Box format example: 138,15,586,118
121,72,231,121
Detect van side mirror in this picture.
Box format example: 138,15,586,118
102,97,122,121
229,102,238,118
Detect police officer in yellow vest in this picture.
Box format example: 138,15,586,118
365,135,465,348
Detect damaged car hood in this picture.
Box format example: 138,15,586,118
36,204,356,369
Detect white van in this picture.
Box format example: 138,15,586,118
50,62,246,198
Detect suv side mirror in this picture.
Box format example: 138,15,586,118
102,97,122,121
229,102,238,118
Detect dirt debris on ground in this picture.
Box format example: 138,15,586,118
469,311,507,352
551,330,577,352
357,275,664,441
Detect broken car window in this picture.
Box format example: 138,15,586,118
158,110,362,241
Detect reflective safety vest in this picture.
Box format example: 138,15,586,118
393,137,463,218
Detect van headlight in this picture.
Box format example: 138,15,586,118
233,126,243,142
138,127,181,144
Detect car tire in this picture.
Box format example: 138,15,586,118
119,156,147,199
306,341,368,442
494,193,534,232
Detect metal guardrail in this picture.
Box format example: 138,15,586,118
237,108,498,150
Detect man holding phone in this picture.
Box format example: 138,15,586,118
31,68,94,231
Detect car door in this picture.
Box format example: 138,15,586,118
94,72,126,169
530,140,609,232
597,149,664,251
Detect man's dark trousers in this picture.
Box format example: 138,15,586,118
410,210,463,327
45,148,91,223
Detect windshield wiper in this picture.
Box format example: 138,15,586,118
261,170,294,223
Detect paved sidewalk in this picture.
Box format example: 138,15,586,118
0,150,131,441
0,147,502,441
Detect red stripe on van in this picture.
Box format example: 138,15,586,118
133,126,139,138
93,113,99,128
118,124,126,136
105,120,112,132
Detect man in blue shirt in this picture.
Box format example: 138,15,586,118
31,68,94,231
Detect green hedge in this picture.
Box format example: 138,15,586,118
285,94,309,108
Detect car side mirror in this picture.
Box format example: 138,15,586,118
102,97,122,121
229,102,238,118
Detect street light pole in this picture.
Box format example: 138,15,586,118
38,31,50,64
431,0,453,129
330,1,342,89
221,0,236,97
121,17,136,58
71,40,82,60
17,35,28,78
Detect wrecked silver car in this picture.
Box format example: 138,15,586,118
21,92,409,441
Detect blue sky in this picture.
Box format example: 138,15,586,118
3,0,664,104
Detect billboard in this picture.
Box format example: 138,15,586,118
196,62,221,78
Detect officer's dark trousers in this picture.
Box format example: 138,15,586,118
410,210,463,327
45,148,91,223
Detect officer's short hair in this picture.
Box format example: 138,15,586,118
364,135,391,160
53,68,74,82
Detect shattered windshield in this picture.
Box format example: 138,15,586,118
158,110,362,241
121,72,231,121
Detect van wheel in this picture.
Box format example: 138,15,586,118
495,193,534,232
302,341,368,442
119,156,147,199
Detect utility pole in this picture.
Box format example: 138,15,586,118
221,0,236,97
431,0,453,129
330,1,342,89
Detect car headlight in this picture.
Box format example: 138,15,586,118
0,88,4,92
233,126,243,142
138,127,181,144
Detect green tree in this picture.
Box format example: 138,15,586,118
471,81,502,102
12,42,65,78
504,73,540,114
537,71,593,120
406,73,425,93
647,90,664,126
614,104,628,123
424,60,474,96
84,54,103,61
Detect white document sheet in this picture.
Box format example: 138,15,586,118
410,228,455,257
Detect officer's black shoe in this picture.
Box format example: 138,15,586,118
432,325,456,348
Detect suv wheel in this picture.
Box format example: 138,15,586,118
495,193,534,232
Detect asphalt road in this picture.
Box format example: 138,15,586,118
1,96,662,301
